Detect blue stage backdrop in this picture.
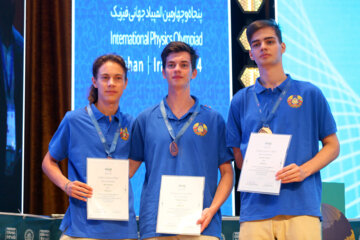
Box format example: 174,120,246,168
277,0,360,218
72,0,233,216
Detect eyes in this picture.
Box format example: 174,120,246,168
166,62,190,69
251,39,276,48
98,74,124,83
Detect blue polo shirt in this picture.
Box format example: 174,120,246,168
226,75,337,222
129,96,233,239
49,104,138,239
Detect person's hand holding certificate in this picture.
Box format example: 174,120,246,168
87,158,129,221
156,175,205,235
238,133,292,195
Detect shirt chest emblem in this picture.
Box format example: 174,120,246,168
287,95,303,108
120,127,129,141
193,122,208,136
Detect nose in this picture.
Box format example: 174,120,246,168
260,41,267,50
174,64,181,72
108,77,115,86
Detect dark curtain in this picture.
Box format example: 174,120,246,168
24,0,71,215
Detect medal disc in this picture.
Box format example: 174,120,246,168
169,141,178,156
258,126,272,134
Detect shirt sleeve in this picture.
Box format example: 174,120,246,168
49,112,71,161
217,113,234,165
129,114,145,162
226,95,242,148
315,87,337,140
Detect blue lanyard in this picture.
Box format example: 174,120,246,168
252,80,291,127
0,43,14,97
160,99,200,143
87,104,122,158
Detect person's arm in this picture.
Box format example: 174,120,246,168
232,147,243,169
129,159,142,178
42,151,92,201
276,133,340,183
197,161,234,233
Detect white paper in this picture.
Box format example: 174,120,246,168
87,158,129,220
156,175,205,235
238,133,292,195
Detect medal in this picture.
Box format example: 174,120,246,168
160,99,200,158
258,126,272,134
169,141,179,156
253,78,291,136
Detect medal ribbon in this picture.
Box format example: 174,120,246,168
160,99,200,144
252,79,291,128
87,104,122,158
1,44,14,97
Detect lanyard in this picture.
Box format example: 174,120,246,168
0,43,14,97
252,80,291,127
160,99,200,144
87,104,122,158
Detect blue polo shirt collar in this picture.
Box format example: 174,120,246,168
90,103,121,121
160,95,200,120
254,74,292,94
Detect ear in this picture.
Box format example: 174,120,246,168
249,50,254,60
92,77,98,88
162,69,166,79
124,78,128,89
281,42,286,54
191,68,197,79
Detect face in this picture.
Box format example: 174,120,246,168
249,27,286,68
92,61,127,105
162,51,197,90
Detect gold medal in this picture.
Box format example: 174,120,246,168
258,126,272,134
169,141,179,156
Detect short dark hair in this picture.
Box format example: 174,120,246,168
88,54,128,104
246,19,282,44
161,41,198,71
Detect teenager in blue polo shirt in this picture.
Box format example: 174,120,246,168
42,54,138,240
129,41,234,240
226,19,340,240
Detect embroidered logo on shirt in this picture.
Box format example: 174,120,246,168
120,127,129,140
287,95,303,108
193,123,208,136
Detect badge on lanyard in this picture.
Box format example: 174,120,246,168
253,80,291,134
258,126,273,134
160,100,200,157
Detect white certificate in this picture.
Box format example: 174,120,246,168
87,158,129,221
156,175,205,235
238,133,292,195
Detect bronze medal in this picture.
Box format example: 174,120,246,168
169,141,179,156
258,126,272,134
